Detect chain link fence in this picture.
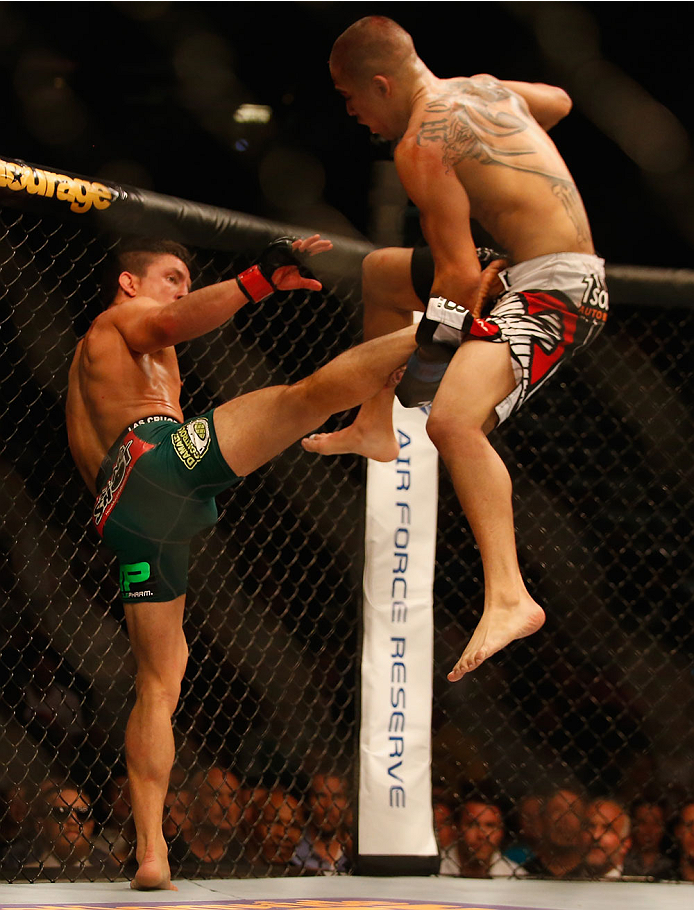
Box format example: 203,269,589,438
431,295,694,880
1,164,693,884
0,198,364,882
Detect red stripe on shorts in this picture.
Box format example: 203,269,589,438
525,292,577,387
93,431,155,536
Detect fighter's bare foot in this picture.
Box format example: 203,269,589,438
131,854,177,891
448,594,545,681
302,376,405,462
301,424,399,462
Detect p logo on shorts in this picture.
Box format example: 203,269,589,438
120,561,151,596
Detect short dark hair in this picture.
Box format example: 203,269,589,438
629,794,669,817
102,237,192,304
457,780,508,814
330,16,416,86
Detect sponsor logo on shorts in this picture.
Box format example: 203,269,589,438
130,414,178,430
0,157,115,213
119,561,153,598
93,432,155,536
94,440,133,530
578,304,608,322
171,418,211,469
579,273,609,322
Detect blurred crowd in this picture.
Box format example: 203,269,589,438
3,770,694,882
0,769,353,880
434,783,694,882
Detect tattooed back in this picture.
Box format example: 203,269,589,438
401,74,594,263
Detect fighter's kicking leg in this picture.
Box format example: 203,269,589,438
301,247,507,461
124,597,188,890
426,339,545,680
301,247,422,461
212,324,417,477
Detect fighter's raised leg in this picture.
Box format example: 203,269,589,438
213,324,417,477
302,247,423,461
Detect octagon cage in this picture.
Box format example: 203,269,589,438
1,155,693,884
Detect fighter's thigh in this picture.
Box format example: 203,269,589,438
212,384,304,477
124,595,188,685
429,339,516,431
362,247,425,312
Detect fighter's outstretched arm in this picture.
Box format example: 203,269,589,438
112,235,331,354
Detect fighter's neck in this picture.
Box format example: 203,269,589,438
407,65,440,107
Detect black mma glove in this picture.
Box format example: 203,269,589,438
236,236,300,303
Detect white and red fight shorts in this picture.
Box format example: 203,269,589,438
485,252,608,424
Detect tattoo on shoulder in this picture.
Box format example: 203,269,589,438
417,77,545,176
415,77,592,244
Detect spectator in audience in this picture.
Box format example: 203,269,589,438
433,795,458,873
674,800,694,882
522,786,585,878
178,766,248,870
1,784,33,872
292,772,352,873
581,797,631,880
193,766,245,833
440,788,524,877
163,783,194,843
25,780,109,878
504,792,543,865
623,796,675,879
249,786,306,867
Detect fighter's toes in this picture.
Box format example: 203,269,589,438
448,648,488,681
301,433,329,453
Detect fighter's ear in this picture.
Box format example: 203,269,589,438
373,75,391,97
118,271,139,298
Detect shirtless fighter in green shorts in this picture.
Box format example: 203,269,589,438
66,235,416,889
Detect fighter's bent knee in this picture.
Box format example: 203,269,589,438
362,247,418,308
425,398,479,449
361,247,397,281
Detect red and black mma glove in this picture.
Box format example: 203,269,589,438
236,236,300,303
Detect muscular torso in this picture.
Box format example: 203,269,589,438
66,308,183,495
406,75,594,262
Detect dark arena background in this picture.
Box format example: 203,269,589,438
1,3,693,910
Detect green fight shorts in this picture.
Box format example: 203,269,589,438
92,412,241,603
